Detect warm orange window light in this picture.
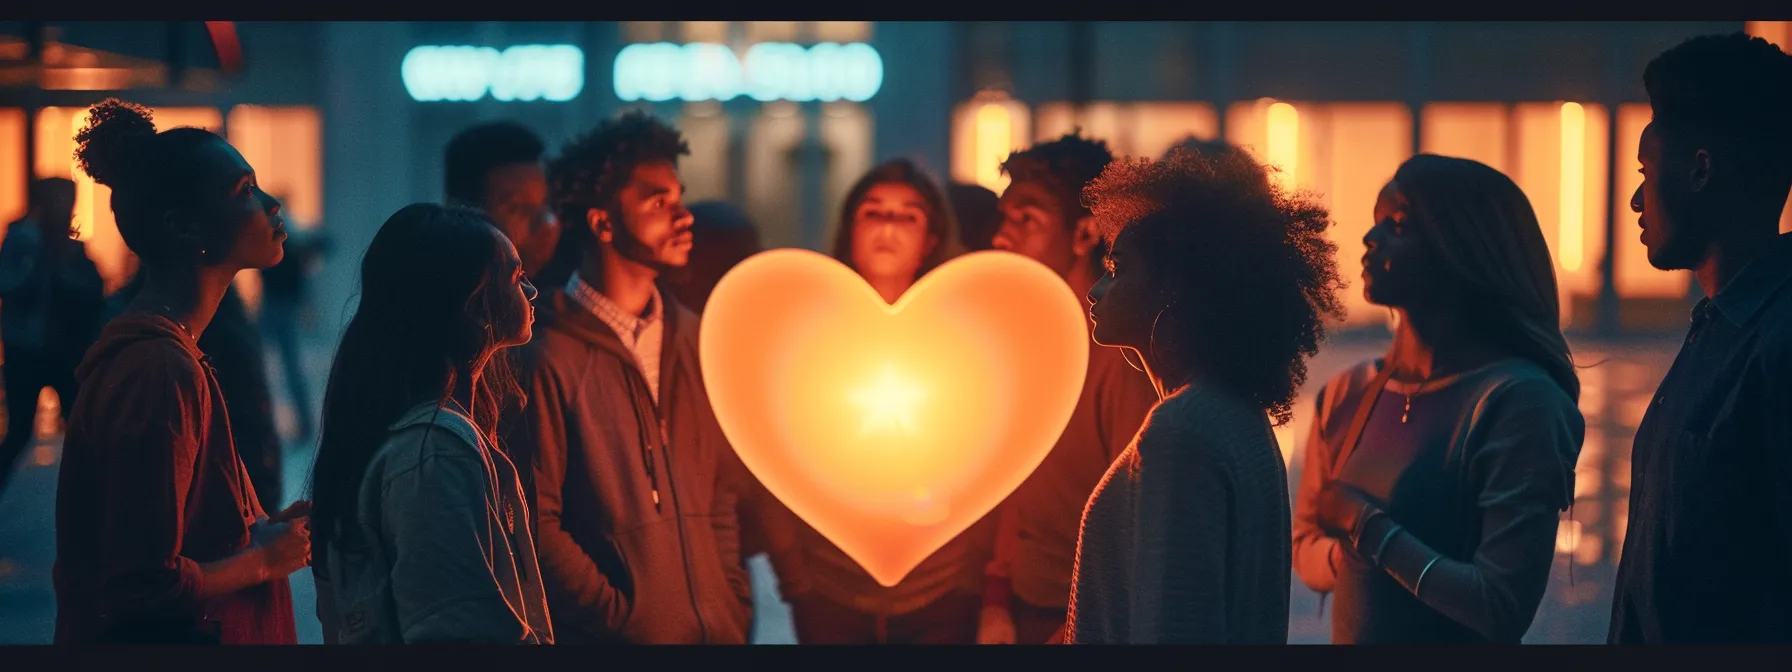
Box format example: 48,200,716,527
1558,102,1587,273
0,109,24,226
1230,101,1409,329
973,103,1013,192
951,93,1029,195
35,106,221,293
1421,103,1510,173
1265,102,1301,191
700,249,1088,586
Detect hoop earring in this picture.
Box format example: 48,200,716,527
1147,301,1173,371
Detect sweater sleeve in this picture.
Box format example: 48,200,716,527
1128,417,1230,644
523,359,631,639
94,347,206,635
379,428,533,644
1292,385,1342,594
1358,377,1583,643
710,441,757,625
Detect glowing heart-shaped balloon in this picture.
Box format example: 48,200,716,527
700,249,1089,586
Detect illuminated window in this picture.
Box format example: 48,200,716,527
681,21,730,44
35,106,221,293
745,21,802,44
1745,21,1792,51
1032,102,1125,152
1421,103,1511,174
814,21,873,43
1231,100,1411,327
1611,103,1691,299
0,108,24,226
1512,102,1609,319
950,93,1031,194
1032,102,1218,161
746,102,806,249
678,102,731,205
1128,103,1219,160
820,102,875,245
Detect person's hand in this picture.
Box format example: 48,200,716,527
976,605,1017,645
1314,480,1377,540
250,506,311,580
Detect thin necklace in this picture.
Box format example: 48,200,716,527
1401,370,1432,424
160,305,195,341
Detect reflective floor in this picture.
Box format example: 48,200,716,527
0,333,1683,644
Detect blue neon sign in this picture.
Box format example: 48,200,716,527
613,42,883,103
402,44,585,103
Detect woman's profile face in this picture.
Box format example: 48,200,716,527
490,230,537,348
850,182,936,289
1361,180,1442,308
1086,229,1164,351
199,136,287,271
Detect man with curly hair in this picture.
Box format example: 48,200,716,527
1064,146,1343,644
513,110,754,644
1612,33,1792,644
974,132,1159,645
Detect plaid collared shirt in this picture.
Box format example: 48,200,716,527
565,272,664,403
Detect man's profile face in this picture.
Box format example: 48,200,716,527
992,179,1077,276
1633,123,1709,271
604,160,695,270
482,162,560,277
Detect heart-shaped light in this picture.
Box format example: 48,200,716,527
700,249,1089,587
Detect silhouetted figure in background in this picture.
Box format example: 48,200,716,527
446,121,562,279
669,201,762,314
948,183,1000,253
1611,33,1792,645
259,226,327,441
0,178,103,497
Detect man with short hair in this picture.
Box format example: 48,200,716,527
1611,33,1792,644
445,121,561,277
0,177,103,497
517,111,754,644
976,133,1159,644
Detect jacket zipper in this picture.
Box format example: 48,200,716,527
625,356,710,644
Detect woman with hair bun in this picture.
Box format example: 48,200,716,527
53,99,308,644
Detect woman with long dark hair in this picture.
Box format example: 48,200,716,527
309,203,551,644
1292,154,1585,644
1065,147,1343,644
54,99,308,644
758,158,987,644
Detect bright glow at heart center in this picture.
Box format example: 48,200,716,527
849,364,928,436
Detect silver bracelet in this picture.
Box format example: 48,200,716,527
1371,525,1402,567
1413,556,1442,596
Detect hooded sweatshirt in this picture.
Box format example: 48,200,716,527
53,313,297,644
514,288,754,644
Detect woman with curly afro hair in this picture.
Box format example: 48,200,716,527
1293,155,1583,644
1061,146,1344,644
52,99,310,644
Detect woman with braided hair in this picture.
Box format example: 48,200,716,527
53,99,309,644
